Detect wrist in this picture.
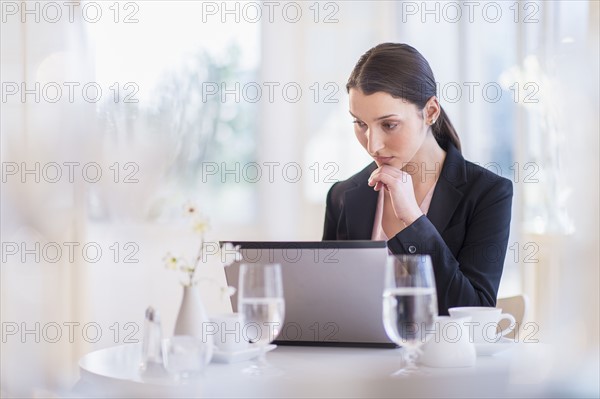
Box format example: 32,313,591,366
400,209,423,227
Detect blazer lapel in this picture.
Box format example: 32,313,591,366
342,145,466,239
344,163,378,239
426,144,467,233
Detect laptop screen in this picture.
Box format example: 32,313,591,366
221,241,395,348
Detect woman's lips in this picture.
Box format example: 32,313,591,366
374,156,394,164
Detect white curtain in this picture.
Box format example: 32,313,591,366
1,4,95,394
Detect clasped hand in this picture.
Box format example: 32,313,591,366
368,165,423,227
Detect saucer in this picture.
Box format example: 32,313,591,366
474,337,515,356
211,344,277,364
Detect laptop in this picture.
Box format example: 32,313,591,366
221,241,396,348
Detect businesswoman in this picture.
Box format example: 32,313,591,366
323,43,513,315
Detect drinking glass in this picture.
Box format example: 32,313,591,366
383,254,438,375
162,335,210,381
238,263,285,376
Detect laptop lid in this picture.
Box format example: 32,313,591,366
222,241,396,348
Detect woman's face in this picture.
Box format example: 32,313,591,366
349,89,434,169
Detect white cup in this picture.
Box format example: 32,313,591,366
419,316,476,368
448,307,516,344
208,313,248,353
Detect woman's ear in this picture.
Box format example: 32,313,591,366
424,96,441,124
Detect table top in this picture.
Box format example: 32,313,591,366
74,342,543,398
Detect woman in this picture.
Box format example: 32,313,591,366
322,43,513,315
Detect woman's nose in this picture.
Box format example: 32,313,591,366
367,128,384,155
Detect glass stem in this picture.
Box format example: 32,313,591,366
403,347,419,369
255,346,268,367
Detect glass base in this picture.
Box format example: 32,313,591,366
390,364,426,377
390,346,428,377
241,348,283,377
242,362,284,377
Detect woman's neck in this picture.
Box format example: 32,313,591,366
404,134,446,189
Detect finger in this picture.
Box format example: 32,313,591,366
373,164,404,178
368,172,377,186
368,170,382,187
377,182,389,191
369,177,382,189
370,168,404,188
371,172,401,189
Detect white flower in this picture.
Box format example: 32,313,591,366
220,243,242,267
163,252,180,270
220,285,237,299
166,203,245,289
192,218,210,234
183,201,198,216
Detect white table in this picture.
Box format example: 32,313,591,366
74,342,545,398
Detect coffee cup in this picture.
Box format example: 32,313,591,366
448,307,516,344
208,313,248,353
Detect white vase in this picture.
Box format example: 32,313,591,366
173,285,214,363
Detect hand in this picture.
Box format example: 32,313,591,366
368,165,423,226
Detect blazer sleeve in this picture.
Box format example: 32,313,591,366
387,178,513,315
322,182,341,240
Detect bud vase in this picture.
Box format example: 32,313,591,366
173,285,214,364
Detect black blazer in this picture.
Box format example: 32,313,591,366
322,144,513,315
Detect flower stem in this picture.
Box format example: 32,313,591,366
189,234,205,286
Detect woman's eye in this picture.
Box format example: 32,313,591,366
353,120,367,128
383,122,398,130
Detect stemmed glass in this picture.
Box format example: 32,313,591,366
382,254,438,375
238,263,285,376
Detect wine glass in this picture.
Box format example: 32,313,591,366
382,254,438,375
238,263,285,376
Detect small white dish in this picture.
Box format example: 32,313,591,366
211,344,277,364
474,337,515,356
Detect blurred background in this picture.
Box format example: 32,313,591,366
1,0,598,396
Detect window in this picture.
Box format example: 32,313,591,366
86,2,260,224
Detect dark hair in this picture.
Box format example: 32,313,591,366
347,43,461,152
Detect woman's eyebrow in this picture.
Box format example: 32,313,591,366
349,111,401,121
374,114,400,121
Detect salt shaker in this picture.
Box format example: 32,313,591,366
139,306,167,379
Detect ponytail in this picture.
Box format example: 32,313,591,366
432,106,461,152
